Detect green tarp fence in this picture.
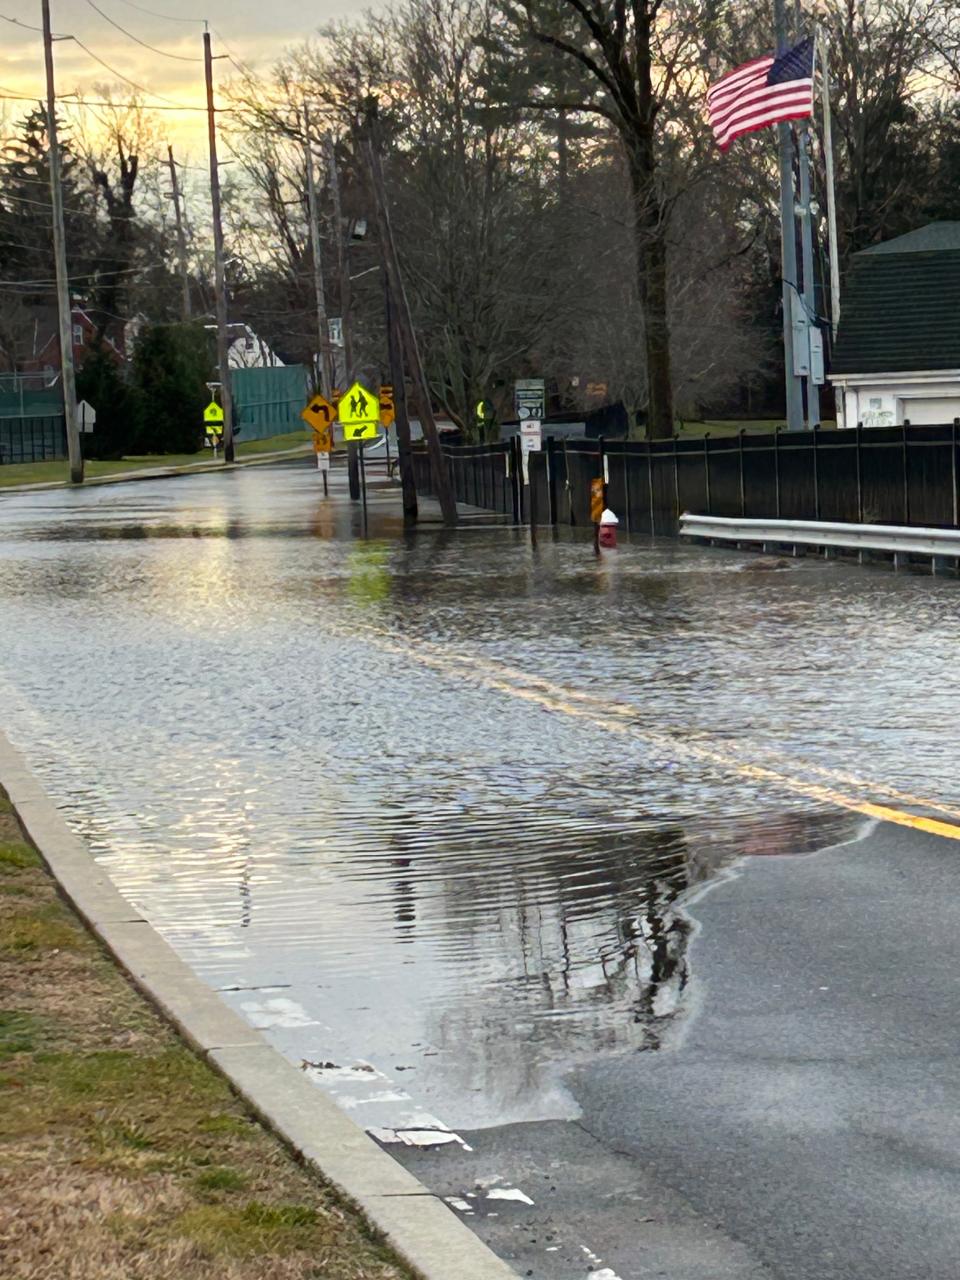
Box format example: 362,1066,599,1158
232,365,308,442
0,390,63,419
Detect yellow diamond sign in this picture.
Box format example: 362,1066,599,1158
338,380,380,442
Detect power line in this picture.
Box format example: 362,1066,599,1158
69,37,205,108
0,264,148,286
108,0,205,24
82,0,204,62
0,191,95,212
0,13,49,34
0,90,214,111
211,26,256,80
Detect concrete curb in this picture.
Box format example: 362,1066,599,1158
0,729,518,1280
0,445,314,496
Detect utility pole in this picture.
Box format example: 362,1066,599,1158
364,104,456,527
384,250,417,521
774,0,803,431
203,29,234,463
166,145,191,321
303,106,333,398
41,0,82,484
326,134,360,499
325,135,354,386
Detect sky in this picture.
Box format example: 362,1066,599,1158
0,0,368,154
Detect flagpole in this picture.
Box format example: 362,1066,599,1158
819,26,841,341
797,28,820,426
774,0,804,431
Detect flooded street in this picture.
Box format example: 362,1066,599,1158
3,462,960,1277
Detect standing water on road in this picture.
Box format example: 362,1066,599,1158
0,464,956,1127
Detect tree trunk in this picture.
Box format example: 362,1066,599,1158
628,151,674,440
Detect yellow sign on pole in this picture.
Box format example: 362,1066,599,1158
301,394,336,432
203,400,224,426
379,385,395,428
590,477,605,524
338,380,380,442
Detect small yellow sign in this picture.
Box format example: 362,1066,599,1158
338,380,380,442
312,423,334,454
203,400,224,425
590,477,605,524
379,385,395,428
301,394,335,431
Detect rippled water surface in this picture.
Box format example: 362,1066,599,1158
1,465,956,1127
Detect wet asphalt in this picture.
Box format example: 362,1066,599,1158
395,818,960,1280
2,460,960,1278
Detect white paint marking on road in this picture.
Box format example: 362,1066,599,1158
339,1090,410,1107
240,996,319,1028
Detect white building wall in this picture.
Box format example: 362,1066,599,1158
227,328,284,369
833,372,960,428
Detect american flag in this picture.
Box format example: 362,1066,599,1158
707,36,815,151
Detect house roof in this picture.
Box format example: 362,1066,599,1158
831,224,960,375
857,222,960,255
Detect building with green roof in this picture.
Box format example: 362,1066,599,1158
831,222,960,428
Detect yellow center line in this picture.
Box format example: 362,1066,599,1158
347,621,960,843
411,643,960,824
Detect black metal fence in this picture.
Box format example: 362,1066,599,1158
414,423,960,533
0,415,67,465
412,439,519,518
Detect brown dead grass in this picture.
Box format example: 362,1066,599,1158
0,800,412,1280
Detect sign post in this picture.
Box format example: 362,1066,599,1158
77,400,96,434
338,380,380,443
203,398,225,459
302,393,336,494
515,378,545,424
338,380,380,530
520,419,542,485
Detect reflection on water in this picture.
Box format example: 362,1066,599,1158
0,466,944,1125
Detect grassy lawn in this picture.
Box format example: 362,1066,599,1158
0,431,313,489
0,791,410,1280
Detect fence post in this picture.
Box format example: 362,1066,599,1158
624,448,632,532
774,427,781,518
953,420,959,528
855,423,863,523
812,424,820,521
703,433,711,514
647,442,656,535
673,434,681,523
738,429,746,517
598,435,606,508
512,438,521,524
902,419,910,525
546,436,557,525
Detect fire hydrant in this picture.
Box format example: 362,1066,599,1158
598,508,619,549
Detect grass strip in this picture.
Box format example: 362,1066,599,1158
0,790,411,1280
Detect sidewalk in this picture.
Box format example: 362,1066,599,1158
0,784,413,1280
0,442,314,496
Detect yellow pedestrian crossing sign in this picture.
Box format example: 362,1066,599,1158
204,400,224,430
338,380,380,442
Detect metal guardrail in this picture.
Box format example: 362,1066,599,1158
679,513,960,560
